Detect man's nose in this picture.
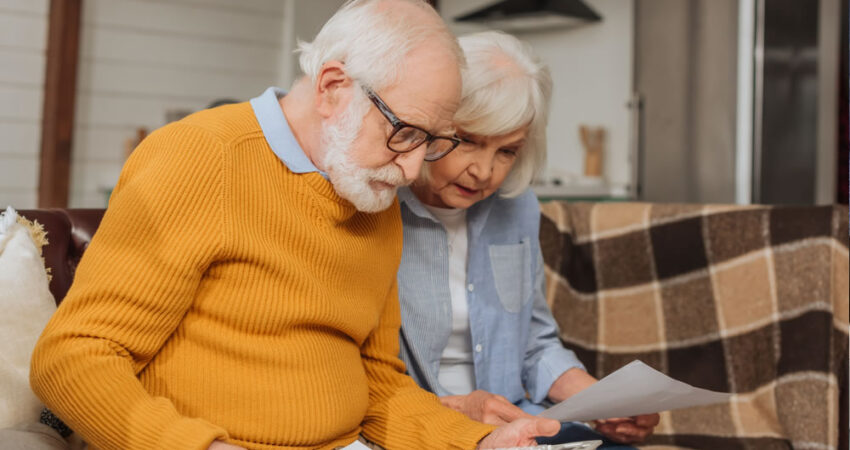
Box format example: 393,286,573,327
394,145,427,182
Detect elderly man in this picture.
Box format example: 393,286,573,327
30,1,559,449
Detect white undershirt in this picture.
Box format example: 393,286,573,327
423,204,476,396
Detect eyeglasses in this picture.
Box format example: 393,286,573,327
363,86,461,161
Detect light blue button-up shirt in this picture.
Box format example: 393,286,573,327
249,87,326,177
396,187,585,415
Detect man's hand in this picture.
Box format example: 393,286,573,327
440,390,533,426
477,417,561,449
208,441,246,450
593,414,660,444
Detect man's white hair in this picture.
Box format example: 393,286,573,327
452,31,552,198
296,0,464,91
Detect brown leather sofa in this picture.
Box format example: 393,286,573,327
15,204,849,450
18,209,105,306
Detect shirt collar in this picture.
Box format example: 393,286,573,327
398,186,496,235
250,87,327,177
398,187,435,220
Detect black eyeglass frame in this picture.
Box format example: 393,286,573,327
362,86,461,161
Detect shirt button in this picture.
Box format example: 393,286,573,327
467,283,474,292
475,344,483,353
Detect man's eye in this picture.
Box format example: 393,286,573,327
458,139,477,151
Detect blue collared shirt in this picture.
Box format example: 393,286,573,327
396,187,585,415
249,87,326,177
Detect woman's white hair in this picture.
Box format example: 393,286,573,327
296,0,464,92
453,31,552,198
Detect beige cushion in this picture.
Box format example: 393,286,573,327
0,422,69,450
0,207,56,428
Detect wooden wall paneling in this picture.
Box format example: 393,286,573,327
38,0,82,208
84,0,282,45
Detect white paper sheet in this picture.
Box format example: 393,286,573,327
539,360,732,422
339,440,372,450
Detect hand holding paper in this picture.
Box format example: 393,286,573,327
539,360,732,422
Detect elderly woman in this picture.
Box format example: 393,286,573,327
396,31,659,447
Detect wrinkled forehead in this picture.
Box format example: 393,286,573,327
381,44,463,134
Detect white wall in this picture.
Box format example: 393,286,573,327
279,0,636,196
0,0,48,210
69,0,288,207
282,0,346,86
439,0,635,196
1,0,636,208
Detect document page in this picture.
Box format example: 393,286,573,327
539,360,732,422
339,440,372,450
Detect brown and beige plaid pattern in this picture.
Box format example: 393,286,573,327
539,202,849,450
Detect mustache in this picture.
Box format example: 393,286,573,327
369,164,409,187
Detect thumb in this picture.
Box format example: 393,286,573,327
499,404,534,422
528,418,561,438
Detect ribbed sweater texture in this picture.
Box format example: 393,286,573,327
30,103,494,450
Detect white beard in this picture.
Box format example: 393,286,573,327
321,93,407,213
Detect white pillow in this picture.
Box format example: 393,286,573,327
0,206,56,429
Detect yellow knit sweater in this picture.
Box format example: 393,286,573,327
30,103,494,450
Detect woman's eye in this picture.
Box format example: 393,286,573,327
499,148,518,157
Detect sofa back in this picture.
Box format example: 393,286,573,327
17,209,105,306
539,201,849,450
18,203,849,449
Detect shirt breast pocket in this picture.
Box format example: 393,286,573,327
488,240,532,313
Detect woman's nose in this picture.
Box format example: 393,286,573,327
467,152,494,181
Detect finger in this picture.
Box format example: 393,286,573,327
480,415,511,427
484,399,530,422
608,429,642,444
626,421,656,439
526,418,561,438
634,413,660,427
599,430,634,445
596,423,641,444
498,405,534,422
493,394,514,405
594,423,619,437
602,417,633,424
613,423,652,443
615,423,641,435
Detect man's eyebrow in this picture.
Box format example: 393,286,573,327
431,123,456,137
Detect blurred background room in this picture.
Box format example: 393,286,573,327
0,0,847,209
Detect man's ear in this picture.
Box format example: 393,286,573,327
314,61,353,119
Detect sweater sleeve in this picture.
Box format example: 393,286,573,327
360,281,496,449
30,123,230,450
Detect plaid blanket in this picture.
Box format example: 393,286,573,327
539,202,849,450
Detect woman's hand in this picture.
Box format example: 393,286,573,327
593,414,660,444
546,368,598,403
547,368,659,444
440,390,533,425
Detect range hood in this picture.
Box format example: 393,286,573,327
454,0,602,32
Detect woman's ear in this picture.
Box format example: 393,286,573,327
314,61,353,119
